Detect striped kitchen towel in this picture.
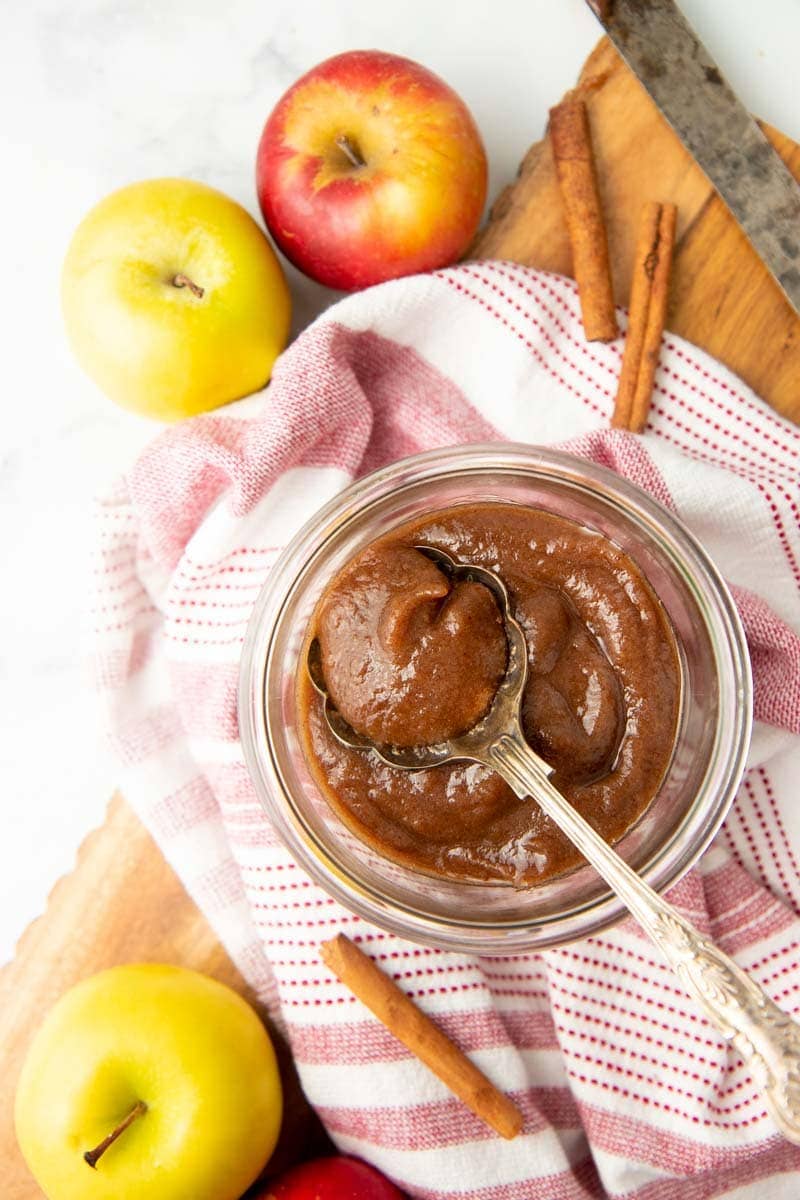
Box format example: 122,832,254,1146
91,262,800,1199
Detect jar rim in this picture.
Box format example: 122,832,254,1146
238,443,753,952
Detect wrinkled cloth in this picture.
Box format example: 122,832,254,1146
91,262,800,1199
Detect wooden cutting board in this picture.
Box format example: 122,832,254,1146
3,37,800,1198
473,39,800,419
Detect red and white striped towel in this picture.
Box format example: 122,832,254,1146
91,262,800,1199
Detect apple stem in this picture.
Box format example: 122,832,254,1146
335,134,366,169
172,272,205,299
83,1100,148,1169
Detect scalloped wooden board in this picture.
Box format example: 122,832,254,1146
0,796,331,1199
473,39,800,422
3,35,800,1198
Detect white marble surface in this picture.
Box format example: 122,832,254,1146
1,0,799,965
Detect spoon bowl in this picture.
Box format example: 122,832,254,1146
306,545,545,774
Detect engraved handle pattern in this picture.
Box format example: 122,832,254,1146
487,731,800,1144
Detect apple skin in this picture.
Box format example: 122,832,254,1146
256,50,488,290
257,1155,407,1199
14,964,283,1200
62,178,291,421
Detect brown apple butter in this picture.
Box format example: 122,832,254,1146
297,502,681,885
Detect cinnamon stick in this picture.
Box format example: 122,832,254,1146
319,934,524,1140
612,201,677,432
549,98,618,342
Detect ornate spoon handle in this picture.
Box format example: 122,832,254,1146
488,731,800,1144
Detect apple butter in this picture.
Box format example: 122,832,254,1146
297,502,681,885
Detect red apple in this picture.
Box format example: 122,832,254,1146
255,1154,407,1199
256,50,488,290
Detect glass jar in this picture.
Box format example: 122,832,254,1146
238,444,752,953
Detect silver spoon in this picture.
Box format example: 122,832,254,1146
309,545,800,1143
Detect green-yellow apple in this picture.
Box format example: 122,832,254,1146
15,963,283,1200
62,178,291,421
256,50,487,290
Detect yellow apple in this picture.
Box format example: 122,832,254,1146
62,178,291,421
15,963,283,1200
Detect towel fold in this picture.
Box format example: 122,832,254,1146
91,262,800,1199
